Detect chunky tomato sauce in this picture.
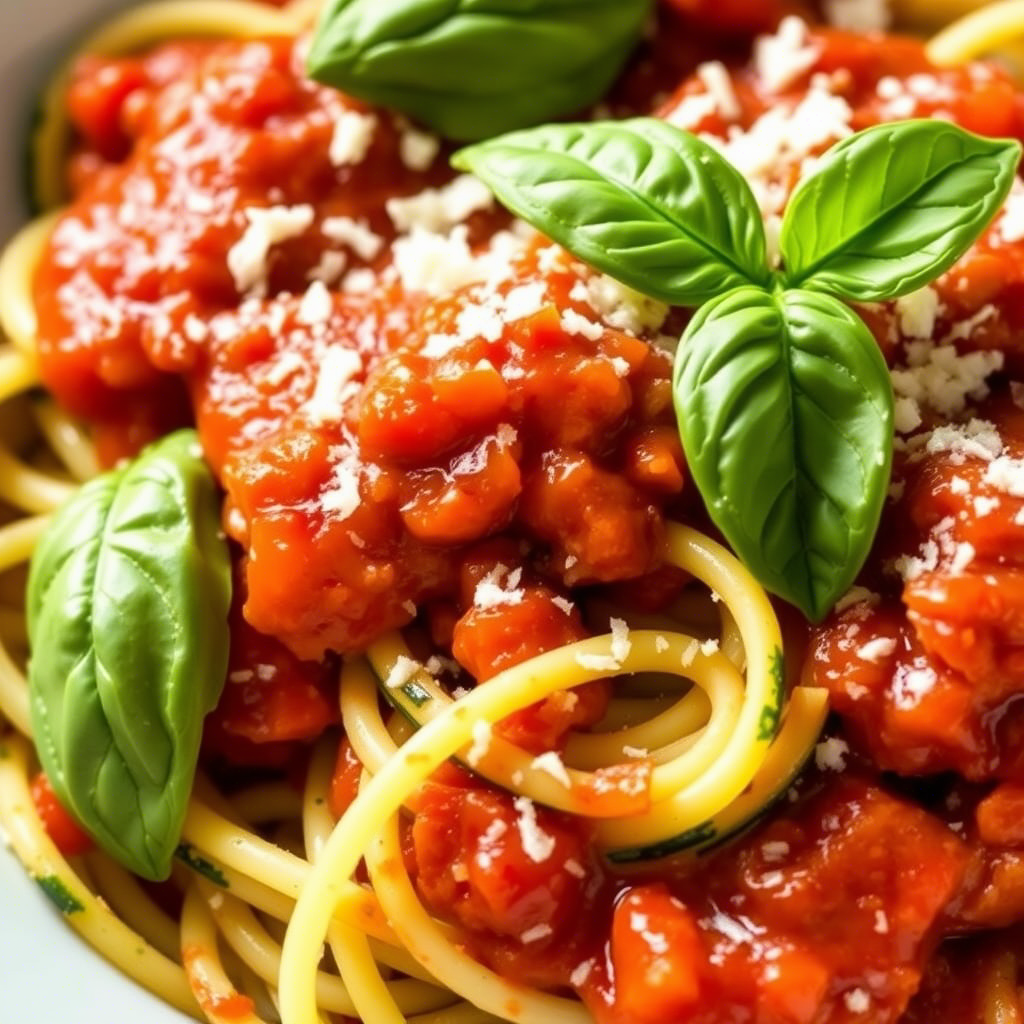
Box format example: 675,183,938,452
32,4,1024,1021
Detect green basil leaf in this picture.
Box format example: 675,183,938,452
781,120,1022,300
307,0,651,141
674,287,893,621
27,430,232,881
454,118,771,305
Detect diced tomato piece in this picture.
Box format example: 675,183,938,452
609,887,703,1023
30,773,93,857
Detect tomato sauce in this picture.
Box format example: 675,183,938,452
31,6,1024,1020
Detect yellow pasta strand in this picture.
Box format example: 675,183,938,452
181,885,270,1024
0,735,201,1018
927,0,1024,65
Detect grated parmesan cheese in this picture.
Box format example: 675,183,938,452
761,840,790,862
320,462,362,520
329,109,377,167
997,180,1024,243
384,655,421,690
531,751,571,788
856,637,896,663
297,280,333,326
984,455,1024,497
387,175,493,234
844,989,872,1014
569,960,594,987
228,205,314,296
513,797,556,862
753,17,820,93
815,737,849,772
474,565,525,609
609,618,632,664
466,719,493,767
696,61,741,120
520,924,553,944
894,286,940,339
322,216,384,261
304,346,363,425
575,652,621,673
399,127,441,171
561,309,604,341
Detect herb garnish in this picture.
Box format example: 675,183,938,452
307,0,652,141
27,430,232,880
456,119,1021,619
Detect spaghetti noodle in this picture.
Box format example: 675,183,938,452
2,1,1024,1023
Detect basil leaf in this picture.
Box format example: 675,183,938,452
27,430,231,881
781,120,1022,300
454,119,771,305
674,287,893,621
307,0,651,141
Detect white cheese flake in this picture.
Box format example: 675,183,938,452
844,989,872,1014
392,225,494,295
761,840,790,862
984,455,1024,497
561,308,604,341
857,637,896,663
297,280,333,326
399,128,441,171
520,924,553,944
466,719,493,767
513,797,556,863
815,737,849,772
322,216,384,261
609,618,632,664
228,205,314,296
696,60,741,120
753,17,819,93
894,286,940,339
474,565,525,609
329,110,377,167
569,960,594,987
384,655,421,690
531,751,571,788
997,180,1024,243
304,346,363,425
575,652,621,673
387,175,493,233
320,462,362,519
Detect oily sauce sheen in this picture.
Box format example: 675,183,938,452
30,7,1024,1022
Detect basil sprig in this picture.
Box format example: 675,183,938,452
307,0,652,141
456,119,1021,620
27,430,231,880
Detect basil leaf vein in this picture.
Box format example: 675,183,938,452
308,0,652,141
455,119,771,305
781,119,1022,299
674,287,893,621
27,430,232,881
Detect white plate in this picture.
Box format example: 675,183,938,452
0,0,188,1019
0,843,190,1022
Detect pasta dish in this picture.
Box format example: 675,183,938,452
2,0,1024,1021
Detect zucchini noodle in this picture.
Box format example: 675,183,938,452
17,0,1021,1022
